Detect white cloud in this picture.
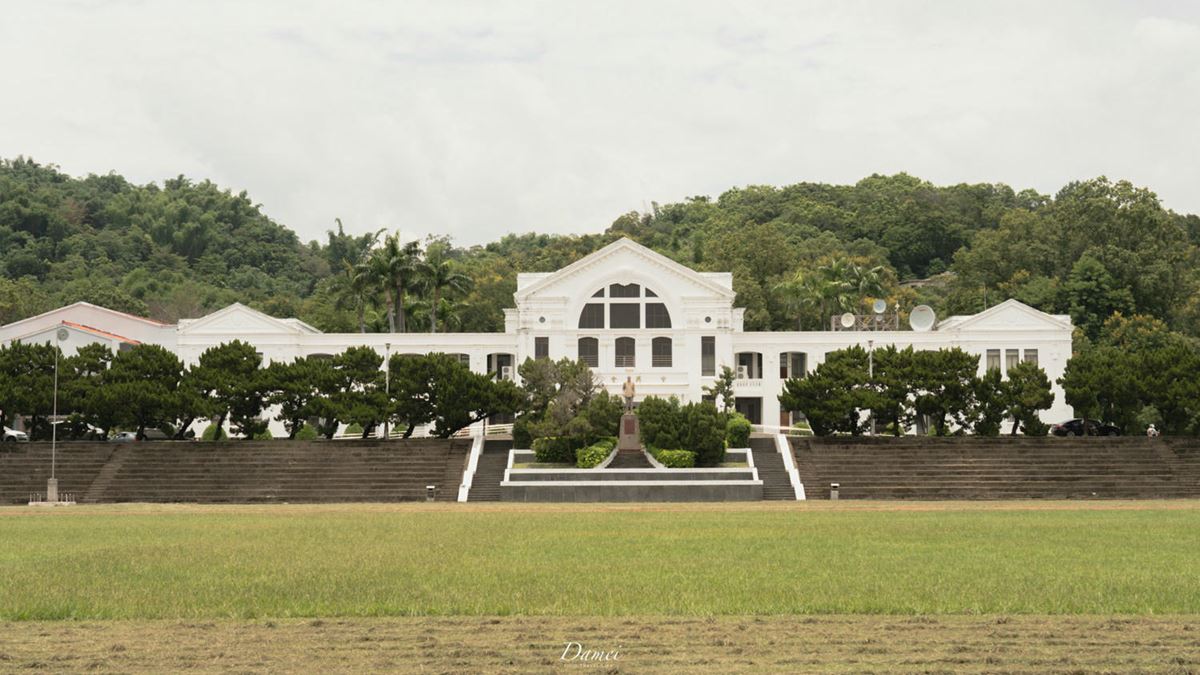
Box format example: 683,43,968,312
1,0,1198,245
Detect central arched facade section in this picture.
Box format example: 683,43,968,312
576,283,673,330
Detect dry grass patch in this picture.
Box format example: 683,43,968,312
1,615,1198,673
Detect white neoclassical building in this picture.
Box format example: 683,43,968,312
0,238,1075,433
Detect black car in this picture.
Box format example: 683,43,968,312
1051,418,1121,437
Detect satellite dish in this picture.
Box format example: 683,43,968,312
872,298,887,314
839,312,856,329
909,305,936,332
55,328,70,342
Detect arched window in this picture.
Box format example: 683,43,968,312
578,286,671,329
652,337,672,368
578,337,599,367
615,337,636,368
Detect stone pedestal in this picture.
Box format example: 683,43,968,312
46,478,58,502
618,413,641,451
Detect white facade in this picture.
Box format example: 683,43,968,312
0,238,1075,433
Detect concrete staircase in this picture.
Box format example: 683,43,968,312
1,439,472,504
608,448,653,469
748,436,794,500
0,444,113,504
467,439,512,502
81,445,131,503
791,436,1200,500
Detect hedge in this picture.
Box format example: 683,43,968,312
576,437,617,468
533,436,580,463
725,413,752,448
654,449,696,468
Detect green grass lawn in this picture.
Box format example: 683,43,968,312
1,502,1197,620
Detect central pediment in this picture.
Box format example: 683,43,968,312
514,238,735,305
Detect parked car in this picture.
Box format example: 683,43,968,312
1051,418,1121,437
112,429,172,442
3,426,30,442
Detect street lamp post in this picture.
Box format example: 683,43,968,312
867,339,875,437
383,342,391,440
48,327,68,502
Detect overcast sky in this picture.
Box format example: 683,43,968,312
2,1,1198,245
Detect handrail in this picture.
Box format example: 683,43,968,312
457,434,485,502
751,423,813,437
775,433,806,500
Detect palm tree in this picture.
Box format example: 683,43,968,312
416,242,473,333
369,234,422,333
346,260,375,333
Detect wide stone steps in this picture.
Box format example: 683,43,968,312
791,437,1200,500
2,440,471,504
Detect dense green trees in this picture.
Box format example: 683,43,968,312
0,339,523,441
780,346,1055,437
1060,314,1200,435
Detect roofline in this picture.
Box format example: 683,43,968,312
9,320,142,346
515,238,736,300
0,301,171,331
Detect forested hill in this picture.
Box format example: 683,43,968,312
2,157,1199,346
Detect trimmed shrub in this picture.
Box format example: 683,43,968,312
576,438,617,468
637,396,683,449
251,428,274,441
683,401,726,467
533,436,579,463
201,423,225,441
513,416,533,449
725,413,752,448
294,424,319,441
655,449,696,468
344,423,364,437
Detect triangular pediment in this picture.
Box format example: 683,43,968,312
940,299,1071,332
179,303,315,336
515,238,735,302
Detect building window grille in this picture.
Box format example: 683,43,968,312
578,303,605,329
534,337,549,360
701,336,715,376
645,303,672,329
652,337,672,367
615,337,636,368
578,337,599,367
610,303,640,329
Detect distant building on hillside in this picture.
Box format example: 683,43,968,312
0,238,1074,435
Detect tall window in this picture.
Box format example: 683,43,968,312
780,352,807,379
986,349,1001,371
579,304,605,329
535,337,549,360
615,337,636,367
578,337,599,367
1005,349,1020,371
652,337,672,367
701,336,715,376
1023,349,1038,366
645,303,671,328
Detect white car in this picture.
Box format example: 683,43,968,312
3,427,29,442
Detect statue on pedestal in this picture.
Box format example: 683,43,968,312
622,376,636,411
